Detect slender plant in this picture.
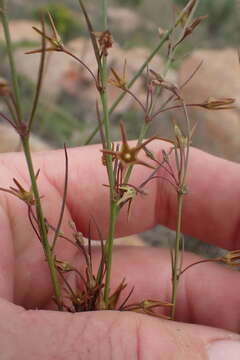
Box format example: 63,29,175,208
0,0,239,319
0,1,63,310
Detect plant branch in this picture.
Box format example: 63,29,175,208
28,16,46,131
84,25,177,145
51,145,69,250
0,0,23,125
21,137,62,309
171,191,184,319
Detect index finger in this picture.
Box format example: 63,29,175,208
3,141,240,250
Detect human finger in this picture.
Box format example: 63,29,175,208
71,246,240,333
1,143,240,249
1,298,240,360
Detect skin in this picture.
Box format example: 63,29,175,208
0,141,240,359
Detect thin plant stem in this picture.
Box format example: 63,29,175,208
28,206,41,242
96,101,106,148
0,1,62,309
149,60,203,122
149,0,199,116
21,137,62,310
77,0,101,67
182,102,191,181
28,17,46,131
180,258,220,275
151,102,202,120
0,0,23,125
124,88,146,113
171,192,184,319
84,27,176,145
62,47,97,85
103,202,118,303
51,145,68,250
100,59,115,195
0,111,17,129
76,0,118,302
96,0,119,304
102,0,108,29
4,96,17,123
84,0,199,145
171,98,191,320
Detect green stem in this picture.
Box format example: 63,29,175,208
84,27,174,145
102,0,108,29
28,17,46,131
51,146,68,250
100,89,115,188
103,202,119,303
123,122,151,185
170,1,200,318
99,0,118,304
99,0,115,191
22,137,62,310
149,0,199,117
138,122,151,144
100,68,117,303
84,0,200,145
170,103,191,319
171,192,184,319
0,0,23,125
104,114,151,303
0,0,62,310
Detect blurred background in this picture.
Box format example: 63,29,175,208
0,0,239,253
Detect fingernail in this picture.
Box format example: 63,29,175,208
208,340,240,360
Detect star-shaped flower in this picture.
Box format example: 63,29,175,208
101,121,155,169
109,60,127,89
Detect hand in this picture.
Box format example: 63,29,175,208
0,143,240,359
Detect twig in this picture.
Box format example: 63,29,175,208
52,145,69,250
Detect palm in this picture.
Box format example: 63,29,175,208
0,144,240,359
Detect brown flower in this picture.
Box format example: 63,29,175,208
221,250,240,267
0,178,35,205
200,97,235,110
26,12,63,54
109,61,127,89
101,121,155,169
0,78,10,96
94,30,113,56
0,170,41,206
